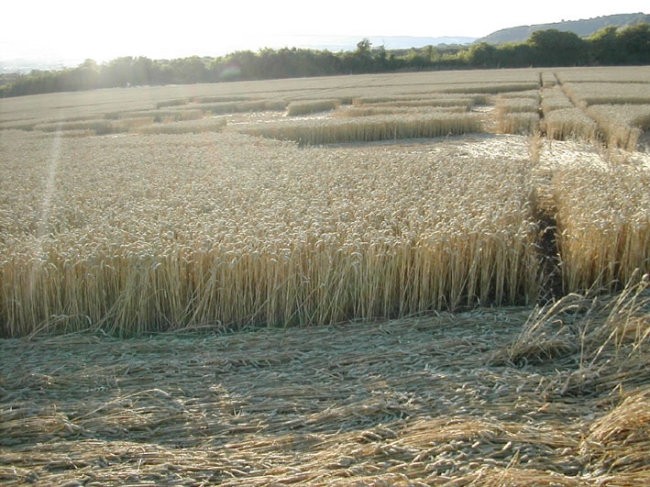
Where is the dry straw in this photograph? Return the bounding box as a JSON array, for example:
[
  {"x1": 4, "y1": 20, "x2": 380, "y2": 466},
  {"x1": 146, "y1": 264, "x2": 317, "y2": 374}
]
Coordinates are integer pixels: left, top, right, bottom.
[
  {"x1": 191, "y1": 95, "x2": 251, "y2": 104},
  {"x1": 334, "y1": 106, "x2": 468, "y2": 119},
  {"x1": 495, "y1": 96, "x2": 539, "y2": 114},
  {"x1": 354, "y1": 96, "x2": 476, "y2": 110},
  {"x1": 494, "y1": 95, "x2": 540, "y2": 135},
  {"x1": 240, "y1": 113, "x2": 483, "y2": 145},
  {"x1": 543, "y1": 108, "x2": 597, "y2": 141},
  {"x1": 32, "y1": 110, "x2": 207, "y2": 136},
  {"x1": 499, "y1": 89, "x2": 541, "y2": 100},
  {"x1": 540, "y1": 86, "x2": 574, "y2": 114},
  {"x1": 137, "y1": 117, "x2": 227, "y2": 134},
  {"x1": 541, "y1": 72, "x2": 557, "y2": 88},
  {"x1": 33, "y1": 119, "x2": 124, "y2": 135},
  {"x1": 1, "y1": 278, "x2": 647, "y2": 485},
  {"x1": 562, "y1": 82, "x2": 650, "y2": 106},
  {"x1": 553, "y1": 166, "x2": 650, "y2": 292},
  {"x1": 287, "y1": 99, "x2": 340, "y2": 116},
  {"x1": 201, "y1": 99, "x2": 285, "y2": 115},
  {"x1": 333, "y1": 106, "x2": 407, "y2": 118},
  {"x1": 441, "y1": 82, "x2": 540, "y2": 95},
  {"x1": 156, "y1": 98, "x2": 189, "y2": 109},
  {"x1": 556, "y1": 66, "x2": 650, "y2": 83},
  {"x1": 105, "y1": 108, "x2": 204, "y2": 122},
  {"x1": 497, "y1": 113, "x2": 540, "y2": 135},
  {"x1": 587, "y1": 104, "x2": 650, "y2": 150}
]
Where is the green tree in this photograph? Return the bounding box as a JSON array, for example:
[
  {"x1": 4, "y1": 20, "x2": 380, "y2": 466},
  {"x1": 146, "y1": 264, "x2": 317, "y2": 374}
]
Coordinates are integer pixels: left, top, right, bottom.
[
  {"x1": 528, "y1": 29, "x2": 587, "y2": 66},
  {"x1": 131, "y1": 57, "x2": 157, "y2": 85},
  {"x1": 617, "y1": 23, "x2": 650, "y2": 64},
  {"x1": 374, "y1": 45, "x2": 387, "y2": 69},
  {"x1": 493, "y1": 43, "x2": 534, "y2": 67},
  {"x1": 589, "y1": 26, "x2": 620, "y2": 65},
  {"x1": 101, "y1": 57, "x2": 136, "y2": 87},
  {"x1": 356, "y1": 38, "x2": 372, "y2": 55},
  {"x1": 466, "y1": 42, "x2": 498, "y2": 67},
  {"x1": 350, "y1": 38, "x2": 374, "y2": 72},
  {"x1": 169, "y1": 56, "x2": 208, "y2": 83},
  {"x1": 221, "y1": 51, "x2": 257, "y2": 80},
  {"x1": 76, "y1": 59, "x2": 100, "y2": 89}
]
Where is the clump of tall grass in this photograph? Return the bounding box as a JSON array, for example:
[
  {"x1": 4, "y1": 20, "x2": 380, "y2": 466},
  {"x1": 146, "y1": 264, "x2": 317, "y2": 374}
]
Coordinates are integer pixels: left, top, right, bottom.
[
  {"x1": 491, "y1": 275, "x2": 650, "y2": 453},
  {"x1": 33, "y1": 112, "x2": 208, "y2": 136},
  {"x1": 201, "y1": 100, "x2": 283, "y2": 115},
  {"x1": 153, "y1": 110, "x2": 205, "y2": 123},
  {"x1": 104, "y1": 111, "x2": 137, "y2": 120},
  {"x1": 492, "y1": 273, "x2": 649, "y2": 370},
  {"x1": 33, "y1": 119, "x2": 126, "y2": 135},
  {"x1": 497, "y1": 113, "x2": 540, "y2": 135},
  {"x1": 367, "y1": 100, "x2": 473, "y2": 111},
  {"x1": 138, "y1": 117, "x2": 227, "y2": 134},
  {"x1": 442, "y1": 82, "x2": 540, "y2": 95},
  {"x1": 562, "y1": 82, "x2": 650, "y2": 107},
  {"x1": 496, "y1": 96, "x2": 539, "y2": 114},
  {"x1": 553, "y1": 165, "x2": 650, "y2": 293},
  {"x1": 334, "y1": 107, "x2": 405, "y2": 118},
  {"x1": 499, "y1": 90, "x2": 541, "y2": 101},
  {"x1": 264, "y1": 99, "x2": 289, "y2": 111},
  {"x1": 192, "y1": 95, "x2": 250, "y2": 104},
  {"x1": 105, "y1": 109, "x2": 203, "y2": 122},
  {"x1": 156, "y1": 98, "x2": 190, "y2": 109},
  {"x1": 541, "y1": 72, "x2": 557, "y2": 88},
  {"x1": 352, "y1": 96, "x2": 409, "y2": 105},
  {"x1": 354, "y1": 94, "x2": 490, "y2": 106},
  {"x1": 334, "y1": 106, "x2": 469, "y2": 119},
  {"x1": 0, "y1": 120, "x2": 38, "y2": 131},
  {"x1": 495, "y1": 96, "x2": 540, "y2": 134},
  {"x1": 540, "y1": 87, "x2": 574, "y2": 114},
  {"x1": 556, "y1": 67, "x2": 650, "y2": 83},
  {"x1": 33, "y1": 119, "x2": 108, "y2": 133},
  {"x1": 543, "y1": 108, "x2": 597, "y2": 141},
  {"x1": 354, "y1": 96, "x2": 476, "y2": 110},
  {"x1": 587, "y1": 104, "x2": 650, "y2": 150},
  {"x1": 240, "y1": 113, "x2": 483, "y2": 145},
  {"x1": 287, "y1": 99, "x2": 340, "y2": 116}
]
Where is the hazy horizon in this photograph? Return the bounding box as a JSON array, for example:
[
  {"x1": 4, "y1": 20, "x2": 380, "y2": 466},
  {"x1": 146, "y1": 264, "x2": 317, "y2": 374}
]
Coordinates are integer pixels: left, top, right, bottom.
[
  {"x1": 2, "y1": 1, "x2": 648, "y2": 65},
  {"x1": 1, "y1": 35, "x2": 478, "y2": 66}
]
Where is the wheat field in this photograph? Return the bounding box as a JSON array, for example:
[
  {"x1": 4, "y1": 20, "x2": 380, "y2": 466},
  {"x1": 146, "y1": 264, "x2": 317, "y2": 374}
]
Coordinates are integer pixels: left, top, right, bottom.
[
  {"x1": 2, "y1": 68, "x2": 649, "y2": 337},
  {"x1": 0, "y1": 131, "x2": 538, "y2": 336},
  {"x1": 1, "y1": 66, "x2": 649, "y2": 485}
]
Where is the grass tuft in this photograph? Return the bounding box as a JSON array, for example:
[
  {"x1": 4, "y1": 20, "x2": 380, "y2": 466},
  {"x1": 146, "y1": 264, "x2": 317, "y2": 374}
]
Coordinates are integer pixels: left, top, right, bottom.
[
  {"x1": 240, "y1": 113, "x2": 483, "y2": 145},
  {"x1": 287, "y1": 99, "x2": 340, "y2": 116}
]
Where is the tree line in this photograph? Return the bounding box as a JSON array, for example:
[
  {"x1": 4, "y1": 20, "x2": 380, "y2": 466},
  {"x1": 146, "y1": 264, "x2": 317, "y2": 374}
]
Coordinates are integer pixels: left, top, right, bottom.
[{"x1": 1, "y1": 24, "x2": 649, "y2": 98}]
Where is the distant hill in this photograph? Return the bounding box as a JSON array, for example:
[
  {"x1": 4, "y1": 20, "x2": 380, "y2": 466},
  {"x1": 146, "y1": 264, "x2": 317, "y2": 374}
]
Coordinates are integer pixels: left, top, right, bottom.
[
  {"x1": 365, "y1": 36, "x2": 477, "y2": 49},
  {"x1": 478, "y1": 12, "x2": 650, "y2": 44},
  {"x1": 256, "y1": 36, "x2": 476, "y2": 53}
]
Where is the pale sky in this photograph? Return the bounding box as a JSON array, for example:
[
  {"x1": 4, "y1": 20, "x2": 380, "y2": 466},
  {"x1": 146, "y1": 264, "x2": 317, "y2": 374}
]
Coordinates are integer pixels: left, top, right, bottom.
[{"x1": 1, "y1": 0, "x2": 648, "y2": 62}]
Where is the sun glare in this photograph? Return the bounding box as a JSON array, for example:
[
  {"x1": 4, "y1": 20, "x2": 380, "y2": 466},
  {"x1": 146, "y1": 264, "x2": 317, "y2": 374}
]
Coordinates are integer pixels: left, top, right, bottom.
[{"x1": 1, "y1": 1, "x2": 649, "y2": 62}]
